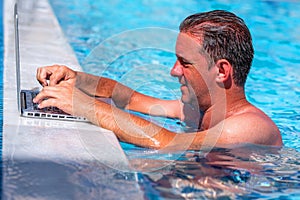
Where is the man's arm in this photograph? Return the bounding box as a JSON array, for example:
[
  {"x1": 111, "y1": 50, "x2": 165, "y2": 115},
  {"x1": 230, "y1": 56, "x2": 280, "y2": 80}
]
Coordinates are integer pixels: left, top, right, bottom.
[
  {"x1": 72, "y1": 95, "x2": 196, "y2": 149},
  {"x1": 36, "y1": 65, "x2": 184, "y2": 119},
  {"x1": 33, "y1": 81, "x2": 200, "y2": 149},
  {"x1": 70, "y1": 89, "x2": 282, "y2": 149},
  {"x1": 34, "y1": 83, "x2": 282, "y2": 149},
  {"x1": 79, "y1": 98, "x2": 282, "y2": 149}
]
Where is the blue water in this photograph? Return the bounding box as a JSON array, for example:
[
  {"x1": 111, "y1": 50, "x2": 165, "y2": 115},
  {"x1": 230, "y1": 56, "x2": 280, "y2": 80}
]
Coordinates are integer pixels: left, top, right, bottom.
[
  {"x1": 50, "y1": 0, "x2": 300, "y2": 151},
  {"x1": 47, "y1": 0, "x2": 300, "y2": 199},
  {"x1": 1, "y1": 0, "x2": 300, "y2": 199}
]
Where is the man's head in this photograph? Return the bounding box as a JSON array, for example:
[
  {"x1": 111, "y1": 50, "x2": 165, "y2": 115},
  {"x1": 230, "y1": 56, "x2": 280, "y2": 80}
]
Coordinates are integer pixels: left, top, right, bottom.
[{"x1": 179, "y1": 10, "x2": 254, "y2": 87}]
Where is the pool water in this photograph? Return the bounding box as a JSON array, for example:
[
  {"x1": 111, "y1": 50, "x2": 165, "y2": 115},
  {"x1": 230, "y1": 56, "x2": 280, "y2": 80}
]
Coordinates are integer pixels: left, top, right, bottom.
[
  {"x1": 50, "y1": 0, "x2": 300, "y2": 150},
  {"x1": 48, "y1": 0, "x2": 300, "y2": 198},
  {"x1": 1, "y1": 0, "x2": 299, "y2": 199}
]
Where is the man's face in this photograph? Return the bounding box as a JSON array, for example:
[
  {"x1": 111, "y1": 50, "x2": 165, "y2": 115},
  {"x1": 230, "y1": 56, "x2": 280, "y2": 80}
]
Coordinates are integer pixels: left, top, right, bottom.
[{"x1": 171, "y1": 33, "x2": 214, "y2": 109}]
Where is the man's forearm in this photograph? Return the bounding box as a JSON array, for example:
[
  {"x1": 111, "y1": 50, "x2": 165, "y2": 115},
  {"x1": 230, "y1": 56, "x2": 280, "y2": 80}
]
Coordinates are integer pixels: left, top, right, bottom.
[
  {"x1": 75, "y1": 72, "x2": 115, "y2": 97},
  {"x1": 72, "y1": 90, "x2": 200, "y2": 150},
  {"x1": 75, "y1": 72, "x2": 134, "y2": 108},
  {"x1": 75, "y1": 72, "x2": 183, "y2": 118},
  {"x1": 92, "y1": 100, "x2": 176, "y2": 149}
]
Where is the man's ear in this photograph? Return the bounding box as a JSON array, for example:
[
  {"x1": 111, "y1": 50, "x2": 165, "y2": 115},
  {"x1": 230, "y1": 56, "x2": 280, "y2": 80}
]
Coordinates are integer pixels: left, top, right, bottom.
[{"x1": 215, "y1": 59, "x2": 232, "y2": 83}]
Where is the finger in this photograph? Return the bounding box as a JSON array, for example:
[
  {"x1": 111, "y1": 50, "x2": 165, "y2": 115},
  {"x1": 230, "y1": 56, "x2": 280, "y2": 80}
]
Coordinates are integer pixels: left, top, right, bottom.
[
  {"x1": 49, "y1": 68, "x2": 67, "y2": 86},
  {"x1": 48, "y1": 65, "x2": 75, "y2": 86},
  {"x1": 37, "y1": 98, "x2": 58, "y2": 109},
  {"x1": 32, "y1": 88, "x2": 45, "y2": 103},
  {"x1": 36, "y1": 67, "x2": 50, "y2": 87},
  {"x1": 36, "y1": 65, "x2": 61, "y2": 87},
  {"x1": 32, "y1": 86, "x2": 59, "y2": 103},
  {"x1": 36, "y1": 90, "x2": 72, "y2": 114}
]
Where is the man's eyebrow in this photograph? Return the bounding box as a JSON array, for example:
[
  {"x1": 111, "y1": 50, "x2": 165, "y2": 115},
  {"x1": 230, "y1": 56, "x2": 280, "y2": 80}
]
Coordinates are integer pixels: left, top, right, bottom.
[
  {"x1": 176, "y1": 54, "x2": 185, "y2": 61},
  {"x1": 176, "y1": 54, "x2": 191, "y2": 63}
]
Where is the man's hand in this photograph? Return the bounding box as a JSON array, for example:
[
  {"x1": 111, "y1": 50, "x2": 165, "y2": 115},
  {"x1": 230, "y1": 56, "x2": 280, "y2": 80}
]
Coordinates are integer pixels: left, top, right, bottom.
[
  {"x1": 32, "y1": 82, "x2": 93, "y2": 116},
  {"x1": 36, "y1": 65, "x2": 77, "y2": 87}
]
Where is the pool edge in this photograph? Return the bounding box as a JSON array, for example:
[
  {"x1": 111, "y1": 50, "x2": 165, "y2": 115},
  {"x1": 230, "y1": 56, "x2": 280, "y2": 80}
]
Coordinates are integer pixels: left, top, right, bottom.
[{"x1": 2, "y1": 0, "x2": 143, "y2": 198}]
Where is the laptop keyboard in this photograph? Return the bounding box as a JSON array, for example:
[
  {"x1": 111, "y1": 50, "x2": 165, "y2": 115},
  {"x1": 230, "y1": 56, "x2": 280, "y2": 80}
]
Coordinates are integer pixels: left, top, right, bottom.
[
  {"x1": 20, "y1": 90, "x2": 87, "y2": 121},
  {"x1": 31, "y1": 92, "x2": 39, "y2": 109},
  {"x1": 31, "y1": 92, "x2": 40, "y2": 110},
  {"x1": 31, "y1": 92, "x2": 65, "y2": 114}
]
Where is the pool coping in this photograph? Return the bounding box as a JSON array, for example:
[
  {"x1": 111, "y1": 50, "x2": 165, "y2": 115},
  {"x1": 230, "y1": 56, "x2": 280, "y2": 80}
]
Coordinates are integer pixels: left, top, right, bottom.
[{"x1": 2, "y1": 0, "x2": 143, "y2": 198}]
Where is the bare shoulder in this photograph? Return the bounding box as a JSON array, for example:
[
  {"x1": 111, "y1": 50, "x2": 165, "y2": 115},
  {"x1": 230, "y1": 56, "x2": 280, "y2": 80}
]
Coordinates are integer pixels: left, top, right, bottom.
[{"x1": 220, "y1": 107, "x2": 282, "y2": 146}]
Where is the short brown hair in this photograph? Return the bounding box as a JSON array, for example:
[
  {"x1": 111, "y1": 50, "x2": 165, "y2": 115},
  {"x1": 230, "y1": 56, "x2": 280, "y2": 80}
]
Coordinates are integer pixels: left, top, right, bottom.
[{"x1": 180, "y1": 10, "x2": 254, "y2": 87}]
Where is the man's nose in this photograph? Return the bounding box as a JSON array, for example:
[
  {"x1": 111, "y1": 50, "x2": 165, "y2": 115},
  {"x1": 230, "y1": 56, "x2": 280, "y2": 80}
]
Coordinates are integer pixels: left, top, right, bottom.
[{"x1": 170, "y1": 60, "x2": 183, "y2": 77}]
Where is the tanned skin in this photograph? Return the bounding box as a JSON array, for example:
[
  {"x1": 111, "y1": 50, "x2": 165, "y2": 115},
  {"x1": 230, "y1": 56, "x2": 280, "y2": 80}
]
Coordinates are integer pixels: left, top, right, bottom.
[{"x1": 33, "y1": 32, "x2": 282, "y2": 150}]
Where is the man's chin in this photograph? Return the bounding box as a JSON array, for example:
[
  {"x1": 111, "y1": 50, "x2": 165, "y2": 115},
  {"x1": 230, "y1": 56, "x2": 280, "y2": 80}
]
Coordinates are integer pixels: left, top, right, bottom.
[
  {"x1": 181, "y1": 96, "x2": 191, "y2": 104},
  {"x1": 181, "y1": 96, "x2": 198, "y2": 108}
]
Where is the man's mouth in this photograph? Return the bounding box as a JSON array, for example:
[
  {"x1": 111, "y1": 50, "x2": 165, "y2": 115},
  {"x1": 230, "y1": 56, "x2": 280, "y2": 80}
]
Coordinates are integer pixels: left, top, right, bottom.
[{"x1": 180, "y1": 84, "x2": 187, "y2": 90}]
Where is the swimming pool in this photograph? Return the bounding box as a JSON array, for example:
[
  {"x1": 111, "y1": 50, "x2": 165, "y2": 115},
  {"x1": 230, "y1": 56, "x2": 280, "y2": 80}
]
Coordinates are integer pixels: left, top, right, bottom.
[
  {"x1": 48, "y1": 0, "x2": 300, "y2": 199},
  {"x1": 1, "y1": 0, "x2": 300, "y2": 199},
  {"x1": 50, "y1": 0, "x2": 300, "y2": 149}
]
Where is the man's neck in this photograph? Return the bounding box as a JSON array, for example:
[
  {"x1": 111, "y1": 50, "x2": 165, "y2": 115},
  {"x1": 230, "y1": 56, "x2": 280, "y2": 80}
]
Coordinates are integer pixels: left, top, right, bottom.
[{"x1": 200, "y1": 90, "x2": 249, "y2": 130}]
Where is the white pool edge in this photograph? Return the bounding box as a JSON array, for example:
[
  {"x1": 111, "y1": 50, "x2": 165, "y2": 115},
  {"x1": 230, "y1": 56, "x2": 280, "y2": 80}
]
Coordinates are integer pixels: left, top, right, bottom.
[{"x1": 2, "y1": 0, "x2": 141, "y2": 197}]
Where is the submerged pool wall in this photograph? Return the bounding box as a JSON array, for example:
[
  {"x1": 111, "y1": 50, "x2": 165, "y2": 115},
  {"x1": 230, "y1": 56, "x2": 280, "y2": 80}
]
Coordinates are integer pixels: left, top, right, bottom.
[{"x1": 2, "y1": 0, "x2": 142, "y2": 198}]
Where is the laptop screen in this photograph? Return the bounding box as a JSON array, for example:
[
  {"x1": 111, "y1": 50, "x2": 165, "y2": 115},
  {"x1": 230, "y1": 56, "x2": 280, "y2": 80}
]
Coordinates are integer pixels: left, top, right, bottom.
[{"x1": 14, "y1": 3, "x2": 21, "y2": 113}]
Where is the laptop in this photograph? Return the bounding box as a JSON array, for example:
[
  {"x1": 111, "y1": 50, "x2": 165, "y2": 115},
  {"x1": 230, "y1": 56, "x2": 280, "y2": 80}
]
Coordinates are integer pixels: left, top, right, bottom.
[{"x1": 14, "y1": 3, "x2": 88, "y2": 122}]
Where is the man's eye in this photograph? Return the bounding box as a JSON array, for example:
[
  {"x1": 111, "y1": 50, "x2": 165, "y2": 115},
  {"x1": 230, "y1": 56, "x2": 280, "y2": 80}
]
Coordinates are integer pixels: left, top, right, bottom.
[
  {"x1": 181, "y1": 61, "x2": 192, "y2": 67},
  {"x1": 177, "y1": 58, "x2": 192, "y2": 67}
]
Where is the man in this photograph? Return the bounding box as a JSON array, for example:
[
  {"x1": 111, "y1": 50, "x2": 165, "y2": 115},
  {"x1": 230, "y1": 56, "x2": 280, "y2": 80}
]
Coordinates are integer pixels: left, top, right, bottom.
[{"x1": 33, "y1": 10, "x2": 282, "y2": 150}]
